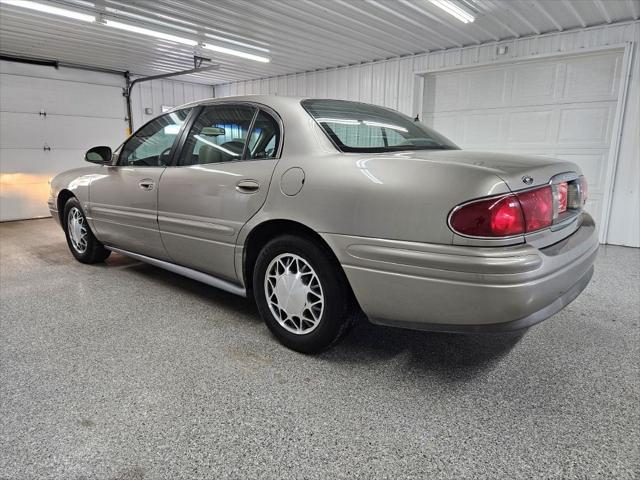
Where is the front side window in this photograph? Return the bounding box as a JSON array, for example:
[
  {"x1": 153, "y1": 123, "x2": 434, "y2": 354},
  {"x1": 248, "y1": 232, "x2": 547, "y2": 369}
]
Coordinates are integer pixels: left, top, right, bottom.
[
  {"x1": 302, "y1": 99, "x2": 458, "y2": 153},
  {"x1": 179, "y1": 105, "x2": 257, "y2": 165},
  {"x1": 119, "y1": 109, "x2": 190, "y2": 166}
]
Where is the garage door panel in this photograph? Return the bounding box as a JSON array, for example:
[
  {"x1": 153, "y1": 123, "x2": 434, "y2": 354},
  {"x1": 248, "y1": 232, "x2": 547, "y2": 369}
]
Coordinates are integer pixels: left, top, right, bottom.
[
  {"x1": 551, "y1": 151, "x2": 608, "y2": 193},
  {"x1": 1, "y1": 148, "x2": 89, "y2": 176},
  {"x1": 506, "y1": 109, "x2": 553, "y2": 144},
  {"x1": 0, "y1": 150, "x2": 51, "y2": 221},
  {"x1": 557, "y1": 105, "x2": 612, "y2": 145},
  {"x1": 461, "y1": 113, "x2": 501, "y2": 145},
  {"x1": 584, "y1": 197, "x2": 602, "y2": 227},
  {"x1": 465, "y1": 69, "x2": 506, "y2": 108},
  {"x1": 426, "y1": 113, "x2": 457, "y2": 142},
  {"x1": 0, "y1": 74, "x2": 124, "y2": 118},
  {"x1": 563, "y1": 54, "x2": 621, "y2": 101},
  {"x1": 511, "y1": 63, "x2": 557, "y2": 104},
  {"x1": 44, "y1": 115, "x2": 125, "y2": 150},
  {"x1": 428, "y1": 73, "x2": 461, "y2": 112},
  {"x1": 0, "y1": 112, "x2": 45, "y2": 148},
  {"x1": 0, "y1": 186, "x2": 51, "y2": 221}
]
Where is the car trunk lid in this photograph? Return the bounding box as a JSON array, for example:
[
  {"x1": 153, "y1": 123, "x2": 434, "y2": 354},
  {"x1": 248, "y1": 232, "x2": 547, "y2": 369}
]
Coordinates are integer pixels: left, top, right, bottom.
[{"x1": 381, "y1": 150, "x2": 587, "y2": 247}]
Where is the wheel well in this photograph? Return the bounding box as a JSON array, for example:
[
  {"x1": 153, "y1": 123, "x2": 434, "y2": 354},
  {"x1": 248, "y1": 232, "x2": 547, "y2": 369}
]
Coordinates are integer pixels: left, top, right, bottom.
[
  {"x1": 57, "y1": 189, "x2": 75, "y2": 226},
  {"x1": 243, "y1": 219, "x2": 345, "y2": 295}
]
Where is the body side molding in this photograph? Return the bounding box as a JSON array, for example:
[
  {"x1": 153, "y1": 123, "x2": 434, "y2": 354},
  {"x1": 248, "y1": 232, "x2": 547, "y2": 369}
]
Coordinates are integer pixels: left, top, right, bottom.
[{"x1": 105, "y1": 246, "x2": 247, "y2": 297}]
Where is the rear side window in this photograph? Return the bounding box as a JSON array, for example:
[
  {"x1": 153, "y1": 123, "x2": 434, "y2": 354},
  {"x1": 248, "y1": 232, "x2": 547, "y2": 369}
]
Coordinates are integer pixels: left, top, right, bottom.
[
  {"x1": 246, "y1": 110, "x2": 280, "y2": 159},
  {"x1": 302, "y1": 99, "x2": 458, "y2": 153},
  {"x1": 179, "y1": 105, "x2": 257, "y2": 165}
]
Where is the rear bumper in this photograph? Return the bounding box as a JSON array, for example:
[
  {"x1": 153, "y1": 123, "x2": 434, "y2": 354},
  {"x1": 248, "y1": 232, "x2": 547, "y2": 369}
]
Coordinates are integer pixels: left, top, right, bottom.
[{"x1": 321, "y1": 213, "x2": 598, "y2": 332}]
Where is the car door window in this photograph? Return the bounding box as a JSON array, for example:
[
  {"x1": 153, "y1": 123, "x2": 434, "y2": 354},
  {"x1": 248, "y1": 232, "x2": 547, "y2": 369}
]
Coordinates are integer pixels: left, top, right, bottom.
[
  {"x1": 119, "y1": 109, "x2": 190, "y2": 166},
  {"x1": 246, "y1": 110, "x2": 280, "y2": 159},
  {"x1": 178, "y1": 105, "x2": 257, "y2": 166}
]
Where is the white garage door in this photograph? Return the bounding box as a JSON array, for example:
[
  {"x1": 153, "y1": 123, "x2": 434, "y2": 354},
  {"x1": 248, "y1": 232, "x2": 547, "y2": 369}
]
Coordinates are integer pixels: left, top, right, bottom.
[
  {"x1": 0, "y1": 63, "x2": 126, "y2": 221},
  {"x1": 422, "y1": 49, "x2": 624, "y2": 234}
]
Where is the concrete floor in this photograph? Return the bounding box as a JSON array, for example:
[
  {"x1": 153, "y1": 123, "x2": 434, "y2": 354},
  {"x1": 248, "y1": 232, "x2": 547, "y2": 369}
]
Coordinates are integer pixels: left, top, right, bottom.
[{"x1": 0, "y1": 218, "x2": 638, "y2": 480}]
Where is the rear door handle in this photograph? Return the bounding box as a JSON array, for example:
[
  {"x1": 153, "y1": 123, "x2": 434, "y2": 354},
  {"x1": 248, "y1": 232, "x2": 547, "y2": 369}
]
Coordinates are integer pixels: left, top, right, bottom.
[
  {"x1": 236, "y1": 179, "x2": 260, "y2": 193},
  {"x1": 138, "y1": 179, "x2": 155, "y2": 191}
]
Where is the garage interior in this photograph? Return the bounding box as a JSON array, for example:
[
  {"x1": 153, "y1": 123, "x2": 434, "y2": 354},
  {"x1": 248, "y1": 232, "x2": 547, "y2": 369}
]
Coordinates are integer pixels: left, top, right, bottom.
[{"x1": 1, "y1": 1, "x2": 639, "y2": 478}]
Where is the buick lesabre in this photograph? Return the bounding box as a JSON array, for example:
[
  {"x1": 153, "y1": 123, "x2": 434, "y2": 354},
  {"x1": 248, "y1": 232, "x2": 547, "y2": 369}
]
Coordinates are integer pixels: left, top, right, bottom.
[{"x1": 48, "y1": 96, "x2": 598, "y2": 352}]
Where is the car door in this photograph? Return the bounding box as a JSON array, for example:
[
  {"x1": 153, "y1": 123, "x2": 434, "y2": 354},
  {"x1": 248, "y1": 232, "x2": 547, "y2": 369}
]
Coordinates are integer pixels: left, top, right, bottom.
[
  {"x1": 157, "y1": 103, "x2": 282, "y2": 281},
  {"x1": 89, "y1": 109, "x2": 191, "y2": 259}
]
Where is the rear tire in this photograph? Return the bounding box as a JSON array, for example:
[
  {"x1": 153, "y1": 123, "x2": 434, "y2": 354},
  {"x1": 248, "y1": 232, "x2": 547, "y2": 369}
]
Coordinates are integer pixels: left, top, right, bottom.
[
  {"x1": 63, "y1": 197, "x2": 111, "y2": 264},
  {"x1": 253, "y1": 234, "x2": 354, "y2": 353}
]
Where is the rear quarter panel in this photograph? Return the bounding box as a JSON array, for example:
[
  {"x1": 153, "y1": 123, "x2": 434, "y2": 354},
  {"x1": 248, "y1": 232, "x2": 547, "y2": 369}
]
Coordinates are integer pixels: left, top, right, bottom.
[{"x1": 244, "y1": 152, "x2": 511, "y2": 246}]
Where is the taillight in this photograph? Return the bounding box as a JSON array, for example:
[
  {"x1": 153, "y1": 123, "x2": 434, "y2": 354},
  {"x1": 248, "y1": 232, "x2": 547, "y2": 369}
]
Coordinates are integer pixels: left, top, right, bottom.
[
  {"x1": 579, "y1": 175, "x2": 588, "y2": 205},
  {"x1": 450, "y1": 185, "x2": 553, "y2": 238},
  {"x1": 518, "y1": 185, "x2": 553, "y2": 231},
  {"x1": 556, "y1": 181, "x2": 568, "y2": 214},
  {"x1": 450, "y1": 195, "x2": 524, "y2": 237}
]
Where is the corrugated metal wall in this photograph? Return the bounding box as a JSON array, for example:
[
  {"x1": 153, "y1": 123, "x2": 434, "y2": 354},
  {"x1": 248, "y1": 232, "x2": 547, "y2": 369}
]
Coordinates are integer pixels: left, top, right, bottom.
[
  {"x1": 215, "y1": 22, "x2": 637, "y2": 115},
  {"x1": 215, "y1": 21, "x2": 640, "y2": 247},
  {"x1": 130, "y1": 79, "x2": 213, "y2": 130}
]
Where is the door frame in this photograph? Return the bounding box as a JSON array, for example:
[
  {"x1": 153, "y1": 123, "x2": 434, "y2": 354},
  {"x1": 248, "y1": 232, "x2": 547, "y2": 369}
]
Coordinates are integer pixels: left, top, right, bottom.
[{"x1": 411, "y1": 42, "x2": 635, "y2": 244}]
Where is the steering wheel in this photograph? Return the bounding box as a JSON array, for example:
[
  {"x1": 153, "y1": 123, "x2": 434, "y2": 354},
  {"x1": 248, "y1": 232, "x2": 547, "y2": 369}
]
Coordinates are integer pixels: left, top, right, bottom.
[{"x1": 158, "y1": 146, "x2": 173, "y2": 166}]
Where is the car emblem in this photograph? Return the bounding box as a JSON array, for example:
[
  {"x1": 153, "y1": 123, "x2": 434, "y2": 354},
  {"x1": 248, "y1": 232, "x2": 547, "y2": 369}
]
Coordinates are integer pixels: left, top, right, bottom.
[{"x1": 522, "y1": 175, "x2": 534, "y2": 185}]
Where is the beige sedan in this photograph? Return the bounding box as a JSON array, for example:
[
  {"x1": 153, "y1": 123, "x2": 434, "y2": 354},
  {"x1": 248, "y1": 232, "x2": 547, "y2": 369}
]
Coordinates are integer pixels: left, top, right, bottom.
[{"x1": 49, "y1": 96, "x2": 598, "y2": 352}]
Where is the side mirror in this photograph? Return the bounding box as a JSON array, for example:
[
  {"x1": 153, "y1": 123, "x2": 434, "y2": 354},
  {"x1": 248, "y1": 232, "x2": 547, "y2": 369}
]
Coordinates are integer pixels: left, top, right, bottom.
[{"x1": 85, "y1": 146, "x2": 112, "y2": 165}]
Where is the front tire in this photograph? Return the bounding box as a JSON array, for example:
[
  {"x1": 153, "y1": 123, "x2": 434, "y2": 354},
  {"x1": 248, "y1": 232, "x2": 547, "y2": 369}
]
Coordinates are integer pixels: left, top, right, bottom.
[
  {"x1": 63, "y1": 197, "x2": 110, "y2": 264},
  {"x1": 253, "y1": 234, "x2": 354, "y2": 353}
]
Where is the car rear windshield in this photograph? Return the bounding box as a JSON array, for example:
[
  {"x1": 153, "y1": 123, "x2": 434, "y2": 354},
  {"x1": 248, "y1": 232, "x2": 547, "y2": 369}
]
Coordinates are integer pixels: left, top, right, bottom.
[{"x1": 302, "y1": 99, "x2": 459, "y2": 153}]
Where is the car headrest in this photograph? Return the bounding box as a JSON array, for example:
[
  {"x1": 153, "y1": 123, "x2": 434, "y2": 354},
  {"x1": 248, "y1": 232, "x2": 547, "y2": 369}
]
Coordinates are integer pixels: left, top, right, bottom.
[{"x1": 198, "y1": 144, "x2": 223, "y2": 164}]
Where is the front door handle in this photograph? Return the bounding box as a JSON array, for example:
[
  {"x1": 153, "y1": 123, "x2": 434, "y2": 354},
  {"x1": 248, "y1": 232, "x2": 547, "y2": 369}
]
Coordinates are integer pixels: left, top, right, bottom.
[
  {"x1": 236, "y1": 179, "x2": 260, "y2": 193},
  {"x1": 138, "y1": 179, "x2": 155, "y2": 191}
]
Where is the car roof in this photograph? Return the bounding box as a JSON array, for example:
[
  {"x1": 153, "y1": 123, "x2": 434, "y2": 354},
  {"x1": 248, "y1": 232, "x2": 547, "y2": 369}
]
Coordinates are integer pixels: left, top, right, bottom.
[{"x1": 174, "y1": 94, "x2": 309, "y2": 111}]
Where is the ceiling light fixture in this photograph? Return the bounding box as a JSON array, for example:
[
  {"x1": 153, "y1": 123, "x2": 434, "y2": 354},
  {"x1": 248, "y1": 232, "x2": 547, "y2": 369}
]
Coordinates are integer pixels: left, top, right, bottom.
[
  {"x1": 429, "y1": 0, "x2": 475, "y2": 23},
  {"x1": 205, "y1": 33, "x2": 270, "y2": 53},
  {"x1": 1, "y1": 1, "x2": 270, "y2": 62},
  {"x1": 202, "y1": 43, "x2": 270, "y2": 63},
  {"x1": 104, "y1": 19, "x2": 198, "y2": 46},
  {"x1": 0, "y1": 0, "x2": 95, "y2": 22}
]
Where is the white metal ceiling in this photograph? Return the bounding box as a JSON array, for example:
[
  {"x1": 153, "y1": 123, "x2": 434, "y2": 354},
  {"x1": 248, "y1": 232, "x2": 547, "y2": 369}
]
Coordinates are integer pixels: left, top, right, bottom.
[{"x1": 1, "y1": 0, "x2": 638, "y2": 85}]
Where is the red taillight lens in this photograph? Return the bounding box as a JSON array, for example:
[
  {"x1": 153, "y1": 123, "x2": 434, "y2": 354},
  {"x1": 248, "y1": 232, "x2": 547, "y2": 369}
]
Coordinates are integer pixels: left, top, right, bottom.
[
  {"x1": 557, "y1": 181, "x2": 568, "y2": 214},
  {"x1": 450, "y1": 194, "x2": 524, "y2": 237},
  {"x1": 518, "y1": 185, "x2": 553, "y2": 231},
  {"x1": 450, "y1": 185, "x2": 554, "y2": 238}
]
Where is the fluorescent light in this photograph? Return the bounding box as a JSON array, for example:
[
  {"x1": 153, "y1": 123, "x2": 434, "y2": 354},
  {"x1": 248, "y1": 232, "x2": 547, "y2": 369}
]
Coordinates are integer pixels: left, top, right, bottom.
[
  {"x1": 168, "y1": 113, "x2": 184, "y2": 124},
  {"x1": 429, "y1": 0, "x2": 475, "y2": 23},
  {"x1": 163, "y1": 124, "x2": 181, "y2": 135},
  {"x1": 205, "y1": 33, "x2": 270, "y2": 53},
  {"x1": 316, "y1": 118, "x2": 361, "y2": 125},
  {"x1": 202, "y1": 43, "x2": 270, "y2": 63},
  {"x1": 104, "y1": 19, "x2": 198, "y2": 46},
  {"x1": 0, "y1": 0, "x2": 95, "y2": 22}
]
